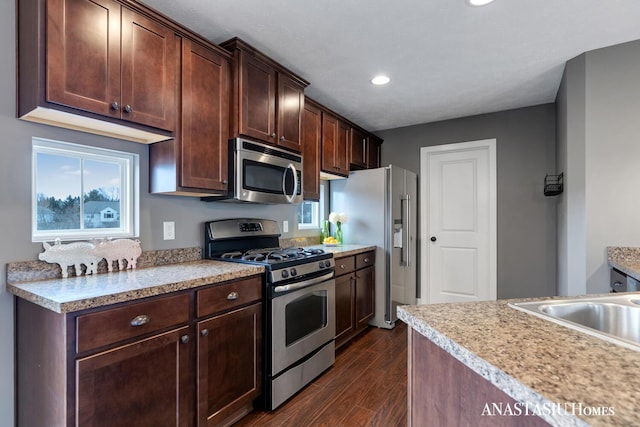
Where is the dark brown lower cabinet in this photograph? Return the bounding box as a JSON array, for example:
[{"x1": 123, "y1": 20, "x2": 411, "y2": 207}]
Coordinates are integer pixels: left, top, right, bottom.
[
  {"x1": 76, "y1": 327, "x2": 191, "y2": 427},
  {"x1": 197, "y1": 303, "x2": 262, "y2": 426},
  {"x1": 335, "y1": 272, "x2": 355, "y2": 346},
  {"x1": 355, "y1": 264, "x2": 375, "y2": 329},
  {"x1": 334, "y1": 251, "x2": 375, "y2": 349},
  {"x1": 15, "y1": 274, "x2": 263, "y2": 427},
  {"x1": 408, "y1": 328, "x2": 548, "y2": 427}
]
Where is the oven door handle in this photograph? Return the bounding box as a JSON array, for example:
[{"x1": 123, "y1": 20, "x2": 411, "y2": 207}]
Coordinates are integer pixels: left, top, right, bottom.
[
  {"x1": 282, "y1": 163, "x2": 298, "y2": 203},
  {"x1": 273, "y1": 271, "x2": 334, "y2": 293}
]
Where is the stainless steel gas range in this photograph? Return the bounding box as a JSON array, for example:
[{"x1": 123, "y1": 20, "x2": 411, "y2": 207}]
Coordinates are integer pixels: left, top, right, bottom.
[{"x1": 204, "y1": 218, "x2": 336, "y2": 410}]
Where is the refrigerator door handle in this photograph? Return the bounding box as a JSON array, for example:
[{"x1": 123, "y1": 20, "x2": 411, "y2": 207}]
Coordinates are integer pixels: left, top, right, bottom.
[
  {"x1": 405, "y1": 194, "x2": 411, "y2": 267},
  {"x1": 399, "y1": 195, "x2": 409, "y2": 267}
]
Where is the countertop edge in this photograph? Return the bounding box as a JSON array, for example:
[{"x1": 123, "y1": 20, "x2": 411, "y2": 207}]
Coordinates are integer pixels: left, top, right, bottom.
[
  {"x1": 7, "y1": 262, "x2": 265, "y2": 314},
  {"x1": 306, "y1": 244, "x2": 377, "y2": 258},
  {"x1": 397, "y1": 307, "x2": 589, "y2": 427}
]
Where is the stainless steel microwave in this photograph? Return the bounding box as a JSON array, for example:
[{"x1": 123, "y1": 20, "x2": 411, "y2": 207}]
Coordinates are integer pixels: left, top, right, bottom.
[{"x1": 203, "y1": 138, "x2": 303, "y2": 204}]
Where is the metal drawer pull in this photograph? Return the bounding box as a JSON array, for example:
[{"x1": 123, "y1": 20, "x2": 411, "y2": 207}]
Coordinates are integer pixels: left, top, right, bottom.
[
  {"x1": 227, "y1": 292, "x2": 239, "y2": 300},
  {"x1": 340, "y1": 264, "x2": 346, "y2": 269},
  {"x1": 201, "y1": 329, "x2": 209, "y2": 337},
  {"x1": 181, "y1": 335, "x2": 189, "y2": 344},
  {"x1": 364, "y1": 258, "x2": 369, "y2": 263},
  {"x1": 130, "y1": 315, "x2": 150, "y2": 327}
]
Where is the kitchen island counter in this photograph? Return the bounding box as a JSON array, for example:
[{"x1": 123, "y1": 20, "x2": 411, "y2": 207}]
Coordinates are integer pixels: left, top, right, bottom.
[
  {"x1": 398, "y1": 296, "x2": 640, "y2": 426},
  {"x1": 7, "y1": 260, "x2": 264, "y2": 313}
]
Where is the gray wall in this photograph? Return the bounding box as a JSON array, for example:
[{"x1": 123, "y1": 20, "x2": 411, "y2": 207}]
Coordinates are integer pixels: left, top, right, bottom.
[
  {"x1": 0, "y1": 1, "x2": 307, "y2": 422},
  {"x1": 558, "y1": 39, "x2": 640, "y2": 295},
  {"x1": 556, "y1": 54, "x2": 587, "y2": 296},
  {"x1": 376, "y1": 104, "x2": 557, "y2": 300}
]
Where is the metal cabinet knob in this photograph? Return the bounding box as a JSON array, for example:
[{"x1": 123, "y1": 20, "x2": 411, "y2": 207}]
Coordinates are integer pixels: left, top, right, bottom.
[
  {"x1": 201, "y1": 329, "x2": 209, "y2": 337},
  {"x1": 340, "y1": 264, "x2": 345, "y2": 269},
  {"x1": 280, "y1": 135, "x2": 285, "y2": 141},
  {"x1": 364, "y1": 258, "x2": 369, "y2": 263},
  {"x1": 124, "y1": 104, "x2": 132, "y2": 114},
  {"x1": 180, "y1": 335, "x2": 189, "y2": 344},
  {"x1": 111, "y1": 101, "x2": 120, "y2": 111},
  {"x1": 430, "y1": 236, "x2": 437, "y2": 242},
  {"x1": 227, "y1": 291, "x2": 238, "y2": 300},
  {"x1": 271, "y1": 132, "x2": 276, "y2": 138},
  {"x1": 130, "y1": 314, "x2": 149, "y2": 327}
]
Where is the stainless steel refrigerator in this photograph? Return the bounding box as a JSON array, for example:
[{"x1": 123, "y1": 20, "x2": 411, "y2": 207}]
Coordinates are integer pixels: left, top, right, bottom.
[{"x1": 331, "y1": 165, "x2": 417, "y2": 329}]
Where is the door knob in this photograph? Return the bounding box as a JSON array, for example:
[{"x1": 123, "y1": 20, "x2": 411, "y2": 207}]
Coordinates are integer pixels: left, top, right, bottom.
[{"x1": 430, "y1": 236, "x2": 437, "y2": 242}]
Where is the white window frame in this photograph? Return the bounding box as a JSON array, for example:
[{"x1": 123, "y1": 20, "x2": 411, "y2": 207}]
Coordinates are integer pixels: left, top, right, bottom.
[
  {"x1": 32, "y1": 138, "x2": 139, "y2": 242},
  {"x1": 298, "y1": 183, "x2": 325, "y2": 230}
]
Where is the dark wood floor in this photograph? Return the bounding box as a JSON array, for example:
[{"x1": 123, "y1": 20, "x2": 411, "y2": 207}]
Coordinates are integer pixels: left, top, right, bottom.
[{"x1": 235, "y1": 321, "x2": 408, "y2": 427}]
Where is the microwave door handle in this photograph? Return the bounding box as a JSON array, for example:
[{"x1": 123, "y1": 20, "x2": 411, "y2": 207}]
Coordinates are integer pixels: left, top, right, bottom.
[{"x1": 282, "y1": 163, "x2": 298, "y2": 203}]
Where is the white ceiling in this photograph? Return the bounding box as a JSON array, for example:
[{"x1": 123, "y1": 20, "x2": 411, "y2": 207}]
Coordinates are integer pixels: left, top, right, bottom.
[{"x1": 141, "y1": 0, "x2": 640, "y2": 131}]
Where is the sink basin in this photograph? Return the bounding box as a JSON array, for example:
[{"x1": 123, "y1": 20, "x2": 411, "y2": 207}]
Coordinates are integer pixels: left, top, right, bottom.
[{"x1": 509, "y1": 294, "x2": 640, "y2": 351}]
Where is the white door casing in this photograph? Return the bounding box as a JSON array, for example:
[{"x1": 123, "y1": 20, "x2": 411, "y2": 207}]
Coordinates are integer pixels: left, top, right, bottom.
[{"x1": 420, "y1": 139, "x2": 497, "y2": 304}]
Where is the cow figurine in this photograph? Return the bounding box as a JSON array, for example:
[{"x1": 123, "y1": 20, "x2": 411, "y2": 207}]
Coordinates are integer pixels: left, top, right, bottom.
[
  {"x1": 39, "y1": 239, "x2": 102, "y2": 278},
  {"x1": 93, "y1": 238, "x2": 142, "y2": 271}
]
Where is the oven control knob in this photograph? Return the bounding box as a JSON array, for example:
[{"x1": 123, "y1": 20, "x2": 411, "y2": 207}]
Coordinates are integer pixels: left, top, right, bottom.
[
  {"x1": 281, "y1": 270, "x2": 289, "y2": 278},
  {"x1": 324, "y1": 260, "x2": 331, "y2": 268},
  {"x1": 290, "y1": 268, "x2": 297, "y2": 277},
  {"x1": 319, "y1": 261, "x2": 325, "y2": 269}
]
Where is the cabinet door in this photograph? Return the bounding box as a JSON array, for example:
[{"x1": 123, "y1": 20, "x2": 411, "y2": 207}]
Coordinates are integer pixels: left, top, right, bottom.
[
  {"x1": 335, "y1": 273, "x2": 355, "y2": 348},
  {"x1": 239, "y1": 53, "x2": 277, "y2": 143},
  {"x1": 337, "y1": 120, "x2": 350, "y2": 173},
  {"x1": 180, "y1": 39, "x2": 230, "y2": 191},
  {"x1": 197, "y1": 303, "x2": 262, "y2": 427},
  {"x1": 321, "y1": 112, "x2": 338, "y2": 173},
  {"x1": 321, "y1": 112, "x2": 348, "y2": 176},
  {"x1": 301, "y1": 100, "x2": 321, "y2": 200},
  {"x1": 356, "y1": 265, "x2": 375, "y2": 330},
  {"x1": 47, "y1": 0, "x2": 121, "y2": 117},
  {"x1": 276, "y1": 74, "x2": 304, "y2": 152},
  {"x1": 120, "y1": 7, "x2": 176, "y2": 131},
  {"x1": 367, "y1": 137, "x2": 382, "y2": 169},
  {"x1": 76, "y1": 327, "x2": 191, "y2": 427},
  {"x1": 349, "y1": 127, "x2": 367, "y2": 168}
]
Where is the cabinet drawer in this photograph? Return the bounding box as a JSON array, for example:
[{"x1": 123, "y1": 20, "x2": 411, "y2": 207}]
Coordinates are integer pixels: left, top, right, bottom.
[
  {"x1": 356, "y1": 251, "x2": 375, "y2": 270},
  {"x1": 335, "y1": 256, "x2": 355, "y2": 276},
  {"x1": 76, "y1": 293, "x2": 190, "y2": 353},
  {"x1": 197, "y1": 276, "x2": 262, "y2": 318}
]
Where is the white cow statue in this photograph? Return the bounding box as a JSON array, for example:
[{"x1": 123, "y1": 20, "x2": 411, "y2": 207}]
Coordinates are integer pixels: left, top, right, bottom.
[
  {"x1": 93, "y1": 238, "x2": 142, "y2": 271},
  {"x1": 39, "y1": 240, "x2": 102, "y2": 278}
]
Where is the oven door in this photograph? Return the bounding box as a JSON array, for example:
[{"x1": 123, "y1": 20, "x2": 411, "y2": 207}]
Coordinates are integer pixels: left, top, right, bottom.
[
  {"x1": 271, "y1": 273, "x2": 335, "y2": 376},
  {"x1": 235, "y1": 139, "x2": 303, "y2": 204}
]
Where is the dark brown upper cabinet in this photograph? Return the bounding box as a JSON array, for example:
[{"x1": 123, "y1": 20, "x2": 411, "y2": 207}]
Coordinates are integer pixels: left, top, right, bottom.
[
  {"x1": 321, "y1": 112, "x2": 350, "y2": 177},
  {"x1": 367, "y1": 135, "x2": 383, "y2": 169},
  {"x1": 221, "y1": 38, "x2": 309, "y2": 153},
  {"x1": 149, "y1": 38, "x2": 232, "y2": 196},
  {"x1": 301, "y1": 98, "x2": 322, "y2": 200},
  {"x1": 18, "y1": 0, "x2": 177, "y2": 143},
  {"x1": 349, "y1": 127, "x2": 368, "y2": 169}
]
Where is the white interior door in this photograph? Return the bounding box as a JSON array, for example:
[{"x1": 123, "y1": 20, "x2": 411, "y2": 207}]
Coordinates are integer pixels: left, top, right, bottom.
[{"x1": 420, "y1": 139, "x2": 497, "y2": 303}]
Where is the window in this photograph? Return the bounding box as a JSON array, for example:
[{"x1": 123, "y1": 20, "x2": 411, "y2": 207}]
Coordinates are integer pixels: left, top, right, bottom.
[
  {"x1": 32, "y1": 138, "x2": 139, "y2": 242},
  {"x1": 298, "y1": 183, "x2": 325, "y2": 229}
]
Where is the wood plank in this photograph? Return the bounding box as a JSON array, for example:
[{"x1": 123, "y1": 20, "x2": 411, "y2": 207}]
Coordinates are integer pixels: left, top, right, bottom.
[{"x1": 236, "y1": 322, "x2": 408, "y2": 426}]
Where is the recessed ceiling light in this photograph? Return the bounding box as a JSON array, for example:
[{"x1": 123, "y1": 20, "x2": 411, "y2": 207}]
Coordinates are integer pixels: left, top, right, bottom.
[
  {"x1": 371, "y1": 75, "x2": 390, "y2": 85},
  {"x1": 467, "y1": 0, "x2": 495, "y2": 5}
]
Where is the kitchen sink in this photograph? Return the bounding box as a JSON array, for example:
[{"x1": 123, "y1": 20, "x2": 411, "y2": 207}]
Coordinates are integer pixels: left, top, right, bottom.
[{"x1": 509, "y1": 294, "x2": 640, "y2": 351}]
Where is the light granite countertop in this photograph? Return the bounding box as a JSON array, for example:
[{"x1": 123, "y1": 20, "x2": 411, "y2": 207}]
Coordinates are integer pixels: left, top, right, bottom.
[
  {"x1": 306, "y1": 244, "x2": 376, "y2": 258},
  {"x1": 608, "y1": 246, "x2": 640, "y2": 282},
  {"x1": 7, "y1": 260, "x2": 264, "y2": 314},
  {"x1": 398, "y1": 296, "x2": 640, "y2": 427}
]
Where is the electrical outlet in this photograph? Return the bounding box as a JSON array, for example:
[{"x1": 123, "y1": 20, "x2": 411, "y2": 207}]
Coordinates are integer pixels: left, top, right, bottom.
[
  {"x1": 282, "y1": 220, "x2": 289, "y2": 233},
  {"x1": 163, "y1": 221, "x2": 175, "y2": 240}
]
